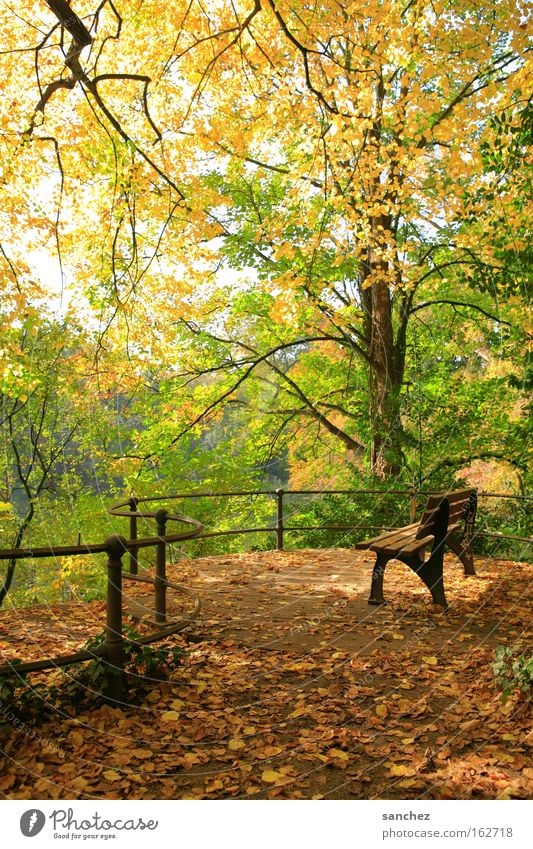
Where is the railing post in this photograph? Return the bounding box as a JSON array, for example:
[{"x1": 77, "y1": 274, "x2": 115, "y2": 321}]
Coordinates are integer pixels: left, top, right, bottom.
[
  {"x1": 104, "y1": 534, "x2": 127, "y2": 702},
  {"x1": 154, "y1": 508, "x2": 168, "y2": 624},
  {"x1": 409, "y1": 487, "x2": 418, "y2": 524},
  {"x1": 129, "y1": 495, "x2": 139, "y2": 575},
  {"x1": 276, "y1": 489, "x2": 284, "y2": 551}
]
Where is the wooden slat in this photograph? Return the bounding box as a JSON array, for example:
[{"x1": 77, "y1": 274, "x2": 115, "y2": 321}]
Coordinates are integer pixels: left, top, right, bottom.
[
  {"x1": 355, "y1": 522, "x2": 419, "y2": 550},
  {"x1": 372, "y1": 536, "x2": 416, "y2": 553},
  {"x1": 395, "y1": 534, "x2": 435, "y2": 556},
  {"x1": 369, "y1": 526, "x2": 420, "y2": 551},
  {"x1": 448, "y1": 503, "x2": 468, "y2": 520},
  {"x1": 420, "y1": 501, "x2": 442, "y2": 527},
  {"x1": 418, "y1": 491, "x2": 472, "y2": 531},
  {"x1": 445, "y1": 489, "x2": 475, "y2": 504},
  {"x1": 417, "y1": 506, "x2": 440, "y2": 528}
]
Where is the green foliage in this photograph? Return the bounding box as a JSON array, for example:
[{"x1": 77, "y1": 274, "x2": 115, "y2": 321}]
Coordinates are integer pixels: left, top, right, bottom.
[
  {"x1": 75, "y1": 627, "x2": 186, "y2": 701},
  {"x1": 493, "y1": 646, "x2": 533, "y2": 703},
  {"x1": 283, "y1": 483, "x2": 413, "y2": 550},
  {"x1": 0, "y1": 629, "x2": 186, "y2": 723}
]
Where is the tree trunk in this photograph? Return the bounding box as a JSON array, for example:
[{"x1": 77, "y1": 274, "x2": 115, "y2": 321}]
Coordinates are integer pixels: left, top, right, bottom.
[
  {"x1": 0, "y1": 510, "x2": 33, "y2": 608},
  {"x1": 368, "y1": 277, "x2": 403, "y2": 478}
]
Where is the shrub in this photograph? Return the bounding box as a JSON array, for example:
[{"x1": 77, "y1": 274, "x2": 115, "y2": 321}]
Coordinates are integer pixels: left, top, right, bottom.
[{"x1": 493, "y1": 646, "x2": 532, "y2": 702}]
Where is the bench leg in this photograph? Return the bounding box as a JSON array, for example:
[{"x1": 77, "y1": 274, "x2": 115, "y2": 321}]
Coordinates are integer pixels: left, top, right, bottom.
[
  {"x1": 446, "y1": 533, "x2": 476, "y2": 576},
  {"x1": 413, "y1": 553, "x2": 448, "y2": 609},
  {"x1": 368, "y1": 553, "x2": 388, "y2": 605}
]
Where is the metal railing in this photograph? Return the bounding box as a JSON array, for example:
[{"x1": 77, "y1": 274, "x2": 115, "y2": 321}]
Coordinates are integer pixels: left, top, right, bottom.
[{"x1": 120, "y1": 488, "x2": 532, "y2": 555}]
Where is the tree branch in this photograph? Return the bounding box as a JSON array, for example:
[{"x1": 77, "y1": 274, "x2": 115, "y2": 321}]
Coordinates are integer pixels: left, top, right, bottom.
[{"x1": 409, "y1": 299, "x2": 513, "y2": 328}]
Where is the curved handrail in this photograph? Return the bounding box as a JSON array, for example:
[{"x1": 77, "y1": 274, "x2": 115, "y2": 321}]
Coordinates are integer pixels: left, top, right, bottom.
[
  {"x1": 0, "y1": 574, "x2": 201, "y2": 676},
  {"x1": 0, "y1": 511, "x2": 204, "y2": 695},
  {"x1": 0, "y1": 514, "x2": 203, "y2": 562}
]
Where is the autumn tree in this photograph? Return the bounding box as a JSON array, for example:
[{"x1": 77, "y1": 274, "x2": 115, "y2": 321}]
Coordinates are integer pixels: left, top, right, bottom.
[
  {"x1": 0, "y1": 293, "x2": 127, "y2": 605},
  {"x1": 0, "y1": 1, "x2": 530, "y2": 481}
]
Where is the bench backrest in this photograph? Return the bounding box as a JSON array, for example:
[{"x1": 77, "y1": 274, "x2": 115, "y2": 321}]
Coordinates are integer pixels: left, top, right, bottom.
[{"x1": 416, "y1": 489, "x2": 477, "y2": 541}]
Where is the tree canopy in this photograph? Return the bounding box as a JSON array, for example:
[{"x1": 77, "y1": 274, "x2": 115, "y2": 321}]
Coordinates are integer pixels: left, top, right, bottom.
[{"x1": 0, "y1": 2, "x2": 530, "y2": 578}]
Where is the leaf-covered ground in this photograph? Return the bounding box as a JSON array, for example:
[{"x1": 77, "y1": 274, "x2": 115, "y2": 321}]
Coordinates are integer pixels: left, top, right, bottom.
[{"x1": 0, "y1": 549, "x2": 531, "y2": 799}]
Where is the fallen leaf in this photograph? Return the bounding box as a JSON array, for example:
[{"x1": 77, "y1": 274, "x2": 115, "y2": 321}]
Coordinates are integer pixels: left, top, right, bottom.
[
  {"x1": 262, "y1": 770, "x2": 286, "y2": 784},
  {"x1": 288, "y1": 706, "x2": 307, "y2": 718},
  {"x1": 327, "y1": 748, "x2": 349, "y2": 761},
  {"x1": 161, "y1": 710, "x2": 180, "y2": 722},
  {"x1": 389, "y1": 764, "x2": 416, "y2": 777},
  {"x1": 67, "y1": 730, "x2": 84, "y2": 747}
]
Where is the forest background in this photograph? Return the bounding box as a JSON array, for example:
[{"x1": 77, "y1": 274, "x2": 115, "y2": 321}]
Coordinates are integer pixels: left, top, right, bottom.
[{"x1": 0, "y1": 0, "x2": 531, "y2": 607}]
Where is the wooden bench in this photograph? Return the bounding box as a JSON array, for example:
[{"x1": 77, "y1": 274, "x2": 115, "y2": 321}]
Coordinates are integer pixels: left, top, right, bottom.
[{"x1": 355, "y1": 489, "x2": 477, "y2": 609}]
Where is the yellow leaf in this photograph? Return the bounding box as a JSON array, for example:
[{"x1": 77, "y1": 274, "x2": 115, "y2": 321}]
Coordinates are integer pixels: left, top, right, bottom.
[
  {"x1": 389, "y1": 764, "x2": 416, "y2": 777},
  {"x1": 288, "y1": 706, "x2": 307, "y2": 718},
  {"x1": 103, "y1": 770, "x2": 121, "y2": 782},
  {"x1": 262, "y1": 770, "x2": 286, "y2": 784},
  {"x1": 228, "y1": 738, "x2": 246, "y2": 751},
  {"x1": 376, "y1": 704, "x2": 388, "y2": 718},
  {"x1": 161, "y1": 710, "x2": 180, "y2": 722},
  {"x1": 497, "y1": 787, "x2": 514, "y2": 800},
  {"x1": 422, "y1": 656, "x2": 438, "y2": 666},
  {"x1": 170, "y1": 699, "x2": 185, "y2": 710},
  {"x1": 398, "y1": 778, "x2": 418, "y2": 789}
]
